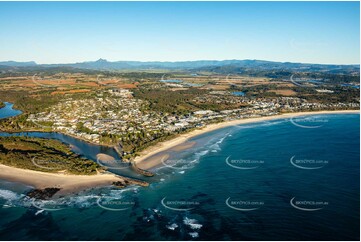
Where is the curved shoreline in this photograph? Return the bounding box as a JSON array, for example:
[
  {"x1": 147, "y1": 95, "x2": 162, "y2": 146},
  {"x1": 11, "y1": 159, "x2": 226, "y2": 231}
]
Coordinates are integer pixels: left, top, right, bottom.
[
  {"x1": 0, "y1": 164, "x2": 123, "y2": 195},
  {"x1": 0, "y1": 164, "x2": 149, "y2": 196},
  {"x1": 0, "y1": 109, "x2": 358, "y2": 194},
  {"x1": 135, "y1": 110, "x2": 359, "y2": 169}
]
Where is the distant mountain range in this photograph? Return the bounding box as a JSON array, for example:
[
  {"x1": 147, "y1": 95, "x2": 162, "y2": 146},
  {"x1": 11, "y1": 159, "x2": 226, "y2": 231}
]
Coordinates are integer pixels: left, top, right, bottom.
[
  {"x1": 0, "y1": 61, "x2": 37, "y2": 67},
  {"x1": 0, "y1": 59, "x2": 359, "y2": 73}
]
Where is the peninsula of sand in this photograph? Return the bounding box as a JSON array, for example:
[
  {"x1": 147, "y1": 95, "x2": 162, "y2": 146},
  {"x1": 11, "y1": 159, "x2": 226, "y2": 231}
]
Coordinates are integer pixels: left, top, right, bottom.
[
  {"x1": 0, "y1": 164, "x2": 146, "y2": 196},
  {"x1": 135, "y1": 110, "x2": 359, "y2": 170}
]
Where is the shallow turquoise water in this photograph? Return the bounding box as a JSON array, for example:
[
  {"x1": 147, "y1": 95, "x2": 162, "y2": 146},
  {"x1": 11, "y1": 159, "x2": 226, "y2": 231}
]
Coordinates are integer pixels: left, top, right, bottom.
[{"x1": 0, "y1": 114, "x2": 359, "y2": 240}]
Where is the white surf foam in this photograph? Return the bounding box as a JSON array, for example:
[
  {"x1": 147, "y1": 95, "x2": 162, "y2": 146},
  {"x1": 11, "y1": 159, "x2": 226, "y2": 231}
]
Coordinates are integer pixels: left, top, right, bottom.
[
  {"x1": 189, "y1": 232, "x2": 199, "y2": 238},
  {"x1": 0, "y1": 189, "x2": 21, "y2": 201},
  {"x1": 183, "y1": 217, "x2": 203, "y2": 230},
  {"x1": 166, "y1": 223, "x2": 179, "y2": 230}
]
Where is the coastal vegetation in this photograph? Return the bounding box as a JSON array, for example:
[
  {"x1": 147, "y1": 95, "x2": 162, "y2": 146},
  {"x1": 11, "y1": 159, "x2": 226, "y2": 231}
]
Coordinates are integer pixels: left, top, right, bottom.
[
  {"x1": 133, "y1": 87, "x2": 246, "y2": 114},
  {"x1": 0, "y1": 68, "x2": 359, "y2": 164},
  {"x1": 133, "y1": 88, "x2": 204, "y2": 114},
  {"x1": 0, "y1": 136, "x2": 101, "y2": 174}
]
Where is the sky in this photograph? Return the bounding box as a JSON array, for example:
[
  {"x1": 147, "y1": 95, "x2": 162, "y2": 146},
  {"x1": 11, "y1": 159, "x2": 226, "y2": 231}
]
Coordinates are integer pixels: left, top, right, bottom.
[{"x1": 0, "y1": 1, "x2": 359, "y2": 65}]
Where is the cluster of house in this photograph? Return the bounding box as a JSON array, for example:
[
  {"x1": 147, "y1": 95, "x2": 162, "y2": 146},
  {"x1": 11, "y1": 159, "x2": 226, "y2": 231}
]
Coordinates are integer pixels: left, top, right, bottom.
[{"x1": 27, "y1": 89, "x2": 359, "y2": 144}]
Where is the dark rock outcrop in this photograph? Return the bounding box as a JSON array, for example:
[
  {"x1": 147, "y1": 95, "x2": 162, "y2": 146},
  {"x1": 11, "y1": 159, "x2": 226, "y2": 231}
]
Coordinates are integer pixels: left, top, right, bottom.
[
  {"x1": 131, "y1": 162, "x2": 154, "y2": 177},
  {"x1": 112, "y1": 178, "x2": 149, "y2": 188},
  {"x1": 27, "y1": 188, "x2": 61, "y2": 200}
]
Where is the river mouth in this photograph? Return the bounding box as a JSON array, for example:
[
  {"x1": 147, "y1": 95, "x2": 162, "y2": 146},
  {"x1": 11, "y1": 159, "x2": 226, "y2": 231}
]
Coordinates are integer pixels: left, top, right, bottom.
[
  {"x1": 0, "y1": 131, "x2": 144, "y2": 180},
  {"x1": 0, "y1": 102, "x2": 22, "y2": 119},
  {"x1": 0, "y1": 114, "x2": 358, "y2": 240}
]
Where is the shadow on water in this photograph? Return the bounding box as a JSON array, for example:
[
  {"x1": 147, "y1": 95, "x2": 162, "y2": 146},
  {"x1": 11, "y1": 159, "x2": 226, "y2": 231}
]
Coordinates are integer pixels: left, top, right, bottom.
[{"x1": 0, "y1": 208, "x2": 68, "y2": 240}]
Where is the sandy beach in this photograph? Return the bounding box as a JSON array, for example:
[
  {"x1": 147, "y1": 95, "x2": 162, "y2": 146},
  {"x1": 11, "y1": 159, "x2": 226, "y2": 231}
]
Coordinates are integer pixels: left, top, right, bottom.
[
  {"x1": 0, "y1": 164, "x2": 125, "y2": 195},
  {"x1": 0, "y1": 110, "x2": 358, "y2": 192},
  {"x1": 135, "y1": 110, "x2": 359, "y2": 169}
]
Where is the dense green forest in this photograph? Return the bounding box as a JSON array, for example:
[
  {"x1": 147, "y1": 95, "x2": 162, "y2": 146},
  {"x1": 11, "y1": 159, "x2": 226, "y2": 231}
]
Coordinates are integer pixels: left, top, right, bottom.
[
  {"x1": 133, "y1": 88, "x2": 205, "y2": 114},
  {"x1": 0, "y1": 137, "x2": 100, "y2": 174}
]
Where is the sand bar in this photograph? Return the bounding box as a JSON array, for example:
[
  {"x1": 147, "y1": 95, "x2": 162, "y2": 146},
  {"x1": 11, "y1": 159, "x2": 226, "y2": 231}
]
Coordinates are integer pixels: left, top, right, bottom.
[{"x1": 0, "y1": 164, "x2": 124, "y2": 195}]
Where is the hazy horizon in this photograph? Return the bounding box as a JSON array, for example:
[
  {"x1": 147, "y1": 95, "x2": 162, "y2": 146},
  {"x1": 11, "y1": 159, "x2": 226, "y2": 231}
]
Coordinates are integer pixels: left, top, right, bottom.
[{"x1": 1, "y1": 58, "x2": 360, "y2": 66}]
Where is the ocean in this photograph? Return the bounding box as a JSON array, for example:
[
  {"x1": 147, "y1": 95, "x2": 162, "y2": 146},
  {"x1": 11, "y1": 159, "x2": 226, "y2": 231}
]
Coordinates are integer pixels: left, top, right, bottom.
[{"x1": 0, "y1": 113, "x2": 359, "y2": 240}]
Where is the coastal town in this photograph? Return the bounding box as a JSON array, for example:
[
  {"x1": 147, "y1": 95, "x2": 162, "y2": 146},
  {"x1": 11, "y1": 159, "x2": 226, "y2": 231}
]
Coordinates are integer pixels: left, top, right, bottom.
[
  {"x1": 0, "y1": 1, "x2": 360, "y2": 241},
  {"x1": 26, "y1": 87, "x2": 359, "y2": 156}
]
